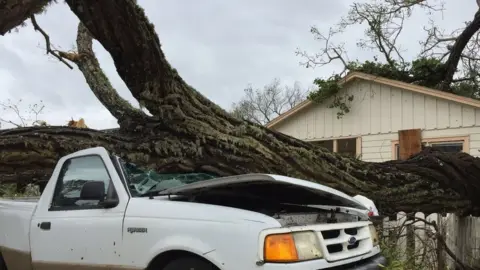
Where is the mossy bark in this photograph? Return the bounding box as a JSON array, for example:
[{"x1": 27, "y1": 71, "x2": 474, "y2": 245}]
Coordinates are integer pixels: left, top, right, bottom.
[
  {"x1": 1, "y1": 124, "x2": 479, "y2": 216},
  {"x1": 0, "y1": 0, "x2": 53, "y2": 35},
  {"x1": 1, "y1": 0, "x2": 480, "y2": 216}
]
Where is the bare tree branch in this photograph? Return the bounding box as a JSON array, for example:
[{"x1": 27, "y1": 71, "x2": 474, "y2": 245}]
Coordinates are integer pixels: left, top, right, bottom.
[
  {"x1": 231, "y1": 79, "x2": 308, "y2": 125},
  {"x1": 30, "y1": 15, "x2": 73, "y2": 69},
  {"x1": 439, "y1": 9, "x2": 480, "y2": 91},
  {"x1": 56, "y1": 22, "x2": 149, "y2": 128},
  {"x1": 0, "y1": 99, "x2": 46, "y2": 129},
  {"x1": 296, "y1": 27, "x2": 350, "y2": 76}
]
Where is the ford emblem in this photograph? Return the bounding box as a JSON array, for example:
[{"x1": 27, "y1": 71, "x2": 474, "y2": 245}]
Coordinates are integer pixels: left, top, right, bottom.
[{"x1": 348, "y1": 236, "x2": 357, "y2": 245}]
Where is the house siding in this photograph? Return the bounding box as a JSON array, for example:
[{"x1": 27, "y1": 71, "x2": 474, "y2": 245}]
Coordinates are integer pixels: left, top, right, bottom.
[
  {"x1": 272, "y1": 80, "x2": 480, "y2": 140},
  {"x1": 270, "y1": 79, "x2": 480, "y2": 161},
  {"x1": 360, "y1": 127, "x2": 480, "y2": 162}
]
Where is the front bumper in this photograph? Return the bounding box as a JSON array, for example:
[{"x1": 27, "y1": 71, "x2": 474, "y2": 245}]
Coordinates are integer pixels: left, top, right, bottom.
[
  {"x1": 326, "y1": 254, "x2": 387, "y2": 269},
  {"x1": 258, "y1": 253, "x2": 387, "y2": 270}
]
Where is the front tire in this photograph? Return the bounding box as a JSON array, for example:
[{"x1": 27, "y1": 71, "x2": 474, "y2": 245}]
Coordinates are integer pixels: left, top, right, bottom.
[
  {"x1": 0, "y1": 253, "x2": 6, "y2": 270},
  {"x1": 162, "y1": 256, "x2": 217, "y2": 270}
]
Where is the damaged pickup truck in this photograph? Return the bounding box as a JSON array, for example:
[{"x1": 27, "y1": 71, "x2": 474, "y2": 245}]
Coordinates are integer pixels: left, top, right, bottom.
[{"x1": 0, "y1": 146, "x2": 386, "y2": 270}]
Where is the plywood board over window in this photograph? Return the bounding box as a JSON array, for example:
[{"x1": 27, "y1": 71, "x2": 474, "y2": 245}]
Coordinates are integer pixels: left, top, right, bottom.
[
  {"x1": 391, "y1": 135, "x2": 470, "y2": 160},
  {"x1": 310, "y1": 136, "x2": 361, "y2": 157},
  {"x1": 398, "y1": 129, "x2": 422, "y2": 160}
]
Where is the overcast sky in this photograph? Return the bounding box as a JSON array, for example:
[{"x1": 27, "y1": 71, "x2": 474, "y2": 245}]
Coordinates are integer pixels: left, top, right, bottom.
[{"x1": 0, "y1": 0, "x2": 476, "y2": 130}]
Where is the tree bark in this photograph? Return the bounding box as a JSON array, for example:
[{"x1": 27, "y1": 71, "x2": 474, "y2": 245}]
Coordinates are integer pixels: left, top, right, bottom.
[
  {"x1": 1, "y1": 124, "x2": 480, "y2": 216},
  {"x1": 1, "y1": 0, "x2": 480, "y2": 217},
  {"x1": 0, "y1": 0, "x2": 52, "y2": 35},
  {"x1": 439, "y1": 9, "x2": 480, "y2": 91}
]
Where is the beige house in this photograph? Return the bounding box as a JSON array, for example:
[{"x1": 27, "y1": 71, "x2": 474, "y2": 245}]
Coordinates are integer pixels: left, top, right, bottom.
[{"x1": 266, "y1": 72, "x2": 480, "y2": 162}]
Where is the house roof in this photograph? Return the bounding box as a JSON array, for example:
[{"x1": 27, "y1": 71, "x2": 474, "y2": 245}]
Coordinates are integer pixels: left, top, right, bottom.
[{"x1": 266, "y1": 71, "x2": 480, "y2": 128}]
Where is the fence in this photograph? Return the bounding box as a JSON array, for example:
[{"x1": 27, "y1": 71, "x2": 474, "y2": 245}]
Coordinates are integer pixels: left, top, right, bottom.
[{"x1": 375, "y1": 212, "x2": 480, "y2": 269}]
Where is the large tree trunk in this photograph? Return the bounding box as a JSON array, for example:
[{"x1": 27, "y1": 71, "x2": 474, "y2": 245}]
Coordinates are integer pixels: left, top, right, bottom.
[
  {"x1": 1, "y1": 0, "x2": 480, "y2": 217},
  {"x1": 0, "y1": 0, "x2": 52, "y2": 35},
  {"x1": 1, "y1": 123, "x2": 479, "y2": 217}
]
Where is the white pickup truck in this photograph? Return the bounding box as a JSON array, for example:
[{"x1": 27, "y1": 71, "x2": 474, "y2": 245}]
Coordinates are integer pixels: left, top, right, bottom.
[{"x1": 0, "y1": 146, "x2": 386, "y2": 270}]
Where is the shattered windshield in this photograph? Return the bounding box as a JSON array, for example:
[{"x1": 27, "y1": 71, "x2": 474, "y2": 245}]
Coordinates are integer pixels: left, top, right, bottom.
[{"x1": 117, "y1": 158, "x2": 217, "y2": 197}]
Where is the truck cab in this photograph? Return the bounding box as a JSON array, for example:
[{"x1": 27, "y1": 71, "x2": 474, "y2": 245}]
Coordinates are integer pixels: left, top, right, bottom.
[{"x1": 0, "y1": 146, "x2": 386, "y2": 270}]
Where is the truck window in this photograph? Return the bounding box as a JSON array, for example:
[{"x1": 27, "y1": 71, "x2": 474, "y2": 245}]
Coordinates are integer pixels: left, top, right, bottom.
[{"x1": 49, "y1": 155, "x2": 117, "y2": 210}]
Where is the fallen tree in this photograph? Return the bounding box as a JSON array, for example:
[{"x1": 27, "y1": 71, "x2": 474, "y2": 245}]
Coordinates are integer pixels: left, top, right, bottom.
[{"x1": 1, "y1": 0, "x2": 480, "y2": 216}]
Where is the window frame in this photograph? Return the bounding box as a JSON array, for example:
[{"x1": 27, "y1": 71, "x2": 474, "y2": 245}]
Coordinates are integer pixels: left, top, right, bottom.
[
  {"x1": 391, "y1": 136, "x2": 469, "y2": 160},
  {"x1": 309, "y1": 136, "x2": 362, "y2": 157},
  {"x1": 48, "y1": 154, "x2": 118, "y2": 212}
]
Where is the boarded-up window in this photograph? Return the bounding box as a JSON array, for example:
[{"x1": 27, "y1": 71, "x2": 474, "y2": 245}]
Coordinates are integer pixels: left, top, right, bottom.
[
  {"x1": 337, "y1": 138, "x2": 357, "y2": 157},
  {"x1": 314, "y1": 140, "x2": 334, "y2": 152},
  {"x1": 398, "y1": 129, "x2": 422, "y2": 161}
]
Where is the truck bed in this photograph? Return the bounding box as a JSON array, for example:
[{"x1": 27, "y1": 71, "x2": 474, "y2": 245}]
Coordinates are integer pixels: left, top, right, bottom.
[
  {"x1": 0, "y1": 197, "x2": 38, "y2": 261},
  {"x1": 0, "y1": 196, "x2": 40, "y2": 203}
]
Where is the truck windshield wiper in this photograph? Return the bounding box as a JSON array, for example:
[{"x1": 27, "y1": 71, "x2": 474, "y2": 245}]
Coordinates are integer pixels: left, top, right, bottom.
[
  {"x1": 138, "y1": 182, "x2": 168, "y2": 198},
  {"x1": 138, "y1": 190, "x2": 165, "y2": 198}
]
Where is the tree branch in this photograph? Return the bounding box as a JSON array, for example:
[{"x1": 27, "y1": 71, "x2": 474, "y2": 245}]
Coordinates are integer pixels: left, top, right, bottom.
[
  {"x1": 30, "y1": 15, "x2": 73, "y2": 69},
  {"x1": 56, "y1": 22, "x2": 149, "y2": 129},
  {"x1": 440, "y1": 10, "x2": 480, "y2": 91},
  {"x1": 65, "y1": 0, "x2": 242, "y2": 139}
]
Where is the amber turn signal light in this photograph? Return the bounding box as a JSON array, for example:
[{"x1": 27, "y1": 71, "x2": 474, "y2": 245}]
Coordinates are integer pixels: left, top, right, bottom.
[{"x1": 264, "y1": 233, "x2": 299, "y2": 262}]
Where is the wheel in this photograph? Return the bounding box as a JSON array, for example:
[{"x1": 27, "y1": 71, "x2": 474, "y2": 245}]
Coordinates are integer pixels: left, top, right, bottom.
[
  {"x1": 0, "y1": 253, "x2": 6, "y2": 270},
  {"x1": 162, "y1": 256, "x2": 217, "y2": 270}
]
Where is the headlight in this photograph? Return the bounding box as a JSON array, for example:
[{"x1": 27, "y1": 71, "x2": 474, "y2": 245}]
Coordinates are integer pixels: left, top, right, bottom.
[
  {"x1": 263, "y1": 231, "x2": 323, "y2": 263},
  {"x1": 369, "y1": 224, "x2": 379, "y2": 246}
]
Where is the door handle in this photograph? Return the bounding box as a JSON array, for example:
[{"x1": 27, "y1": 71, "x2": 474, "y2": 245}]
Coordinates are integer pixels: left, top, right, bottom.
[{"x1": 38, "y1": 222, "x2": 51, "y2": 230}]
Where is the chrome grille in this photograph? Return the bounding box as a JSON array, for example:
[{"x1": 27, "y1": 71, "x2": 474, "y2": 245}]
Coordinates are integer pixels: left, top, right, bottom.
[{"x1": 316, "y1": 222, "x2": 373, "y2": 262}]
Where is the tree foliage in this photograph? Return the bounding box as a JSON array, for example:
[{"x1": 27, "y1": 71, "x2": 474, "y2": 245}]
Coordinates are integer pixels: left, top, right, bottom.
[{"x1": 298, "y1": 0, "x2": 480, "y2": 117}]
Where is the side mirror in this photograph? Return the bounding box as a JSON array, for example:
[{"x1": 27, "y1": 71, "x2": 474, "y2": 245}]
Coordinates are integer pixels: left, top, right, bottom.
[{"x1": 99, "y1": 199, "x2": 119, "y2": 209}]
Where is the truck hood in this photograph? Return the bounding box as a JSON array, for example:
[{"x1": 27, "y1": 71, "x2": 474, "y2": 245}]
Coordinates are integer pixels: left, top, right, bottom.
[{"x1": 158, "y1": 173, "x2": 368, "y2": 210}]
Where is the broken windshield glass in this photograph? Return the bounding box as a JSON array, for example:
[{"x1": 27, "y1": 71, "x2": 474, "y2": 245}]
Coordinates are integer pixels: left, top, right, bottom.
[{"x1": 117, "y1": 158, "x2": 217, "y2": 197}]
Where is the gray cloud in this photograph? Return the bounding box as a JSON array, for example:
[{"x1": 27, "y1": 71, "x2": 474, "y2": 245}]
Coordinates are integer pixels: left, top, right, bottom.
[{"x1": 0, "y1": 0, "x2": 475, "y2": 130}]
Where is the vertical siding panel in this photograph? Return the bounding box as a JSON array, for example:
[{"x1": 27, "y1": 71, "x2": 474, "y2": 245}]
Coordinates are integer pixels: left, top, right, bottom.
[
  {"x1": 437, "y1": 100, "x2": 449, "y2": 129},
  {"x1": 315, "y1": 107, "x2": 325, "y2": 139},
  {"x1": 333, "y1": 108, "x2": 343, "y2": 137},
  {"x1": 370, "y1": 83, "x2": 382, "y2": 134},
  {"x1": 360, "y1": 82, "x2": 372, "y2": 134},
  {"x1": 380, "y1": 84, "x2": 392, "y2": 133},
  {"x1": 341, "y1": 87, "x2": 353, "y2": 136},
  {"x1": 425, "y1": 96, "x2": 437, "y2": 129},
  {"x1": 449, "y1": 103, "x2": 463, "y2": 128},
  {"x1": 401, "y1": 90, "x2": 414, "y2": 129},
  {"x1": 306, "y1": 107, "x2": 314, "y2": 139},
  {"x1": 462, "y1": 106, "x2": 475, "y2": 127},
  {"x1": 324, "y1": 106, "x2": 333, "y2": 138},
  {"x1": 391, "y1": 86, "x2": 402, "y2": 131},
  {"x1": 412, "y1": 93, "x2": 425, "y2": 129},
  {"x1": 282, "y1": 122, "x2": 294, "y2": 137},
  {"x1": 352, "y1": 82, "x2": 363, "y2": 135},
  {"x1": 475, "y1": 109, "x2": 480, "y2": 126},
  {"x1": 300, "y1": 113, "x2": 308, "y2": 139},
  {"x1": 291, "y1": 115, "x2": 299, "y2": 138}
]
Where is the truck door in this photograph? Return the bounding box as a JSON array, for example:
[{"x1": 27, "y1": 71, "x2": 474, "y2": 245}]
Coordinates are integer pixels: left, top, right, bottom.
[{"x1": 29, "y1": 147, "x2": 130, "y2": 270}]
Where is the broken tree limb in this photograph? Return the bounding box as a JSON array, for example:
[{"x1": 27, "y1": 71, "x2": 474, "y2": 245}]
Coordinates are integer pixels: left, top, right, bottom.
[{"x1": 58, "y1": 22, "x2": 152, "y2": 129}]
